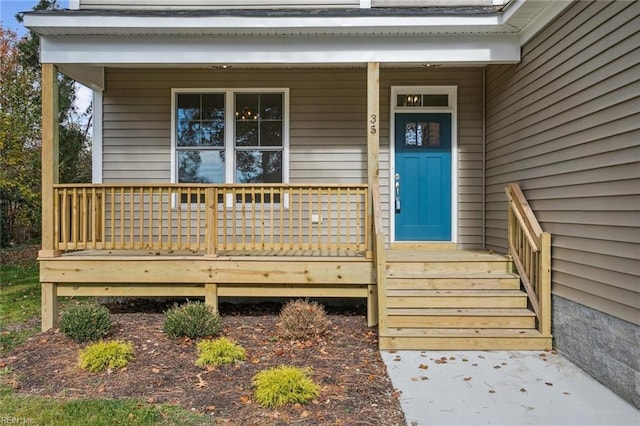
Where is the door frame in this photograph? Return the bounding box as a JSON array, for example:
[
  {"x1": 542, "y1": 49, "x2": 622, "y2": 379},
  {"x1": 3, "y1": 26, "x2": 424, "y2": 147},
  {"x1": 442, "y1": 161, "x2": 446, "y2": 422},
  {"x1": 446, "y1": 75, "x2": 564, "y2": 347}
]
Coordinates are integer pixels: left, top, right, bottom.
[{"x1": 389, "y1": 86, "x2": 458, "y2": 243}]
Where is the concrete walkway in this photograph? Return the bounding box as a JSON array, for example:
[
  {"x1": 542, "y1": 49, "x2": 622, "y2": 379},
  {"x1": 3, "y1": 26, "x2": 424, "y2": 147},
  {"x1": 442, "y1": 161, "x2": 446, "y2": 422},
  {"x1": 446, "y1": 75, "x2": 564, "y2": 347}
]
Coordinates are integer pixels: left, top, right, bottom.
[{"x1": 381, "y1": 350, "x2": 639, "y2": 426}]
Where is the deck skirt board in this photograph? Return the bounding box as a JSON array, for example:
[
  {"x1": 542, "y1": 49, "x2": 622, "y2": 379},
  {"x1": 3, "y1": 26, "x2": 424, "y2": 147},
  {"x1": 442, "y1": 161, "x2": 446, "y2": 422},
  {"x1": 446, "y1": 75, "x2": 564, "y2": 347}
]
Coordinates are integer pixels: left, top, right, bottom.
[{"x1": 379, "y1": 248, "x2": 550, "y2": 350}]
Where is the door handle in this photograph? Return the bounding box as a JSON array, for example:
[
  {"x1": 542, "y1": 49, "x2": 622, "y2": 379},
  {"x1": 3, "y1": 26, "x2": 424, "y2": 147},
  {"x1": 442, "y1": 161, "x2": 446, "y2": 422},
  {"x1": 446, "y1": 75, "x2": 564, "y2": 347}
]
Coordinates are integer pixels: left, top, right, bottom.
[{"x1": 395, "y1": 173, "x2": 401, "y2": 211}]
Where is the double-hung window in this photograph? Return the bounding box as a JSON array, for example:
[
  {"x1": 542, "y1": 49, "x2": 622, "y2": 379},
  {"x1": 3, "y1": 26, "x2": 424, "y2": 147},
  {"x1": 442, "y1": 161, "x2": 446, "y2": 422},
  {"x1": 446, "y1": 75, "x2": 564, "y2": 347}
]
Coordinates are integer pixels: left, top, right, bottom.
[{"x1": 172, "y1": 89, "x2": 288, "y2": 184}]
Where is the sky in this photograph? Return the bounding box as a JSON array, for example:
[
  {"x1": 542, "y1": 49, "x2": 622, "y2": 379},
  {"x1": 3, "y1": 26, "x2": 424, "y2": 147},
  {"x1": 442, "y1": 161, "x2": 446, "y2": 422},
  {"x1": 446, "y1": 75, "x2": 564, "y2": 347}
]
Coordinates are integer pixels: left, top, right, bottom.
[
  {"x1": 1, "y1": 0, "x2": 92, "y2": 118},
  {"x1": 1, "y1": 0, "x2": 69, "y2": 37}
]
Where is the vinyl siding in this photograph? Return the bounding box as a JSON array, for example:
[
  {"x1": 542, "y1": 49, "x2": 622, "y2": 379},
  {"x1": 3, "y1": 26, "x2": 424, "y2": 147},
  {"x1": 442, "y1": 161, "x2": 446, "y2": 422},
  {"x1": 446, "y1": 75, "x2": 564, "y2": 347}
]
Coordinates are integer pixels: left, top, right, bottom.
[
  {"x1": 484, "y1": 0, "x2": 640, "y2": 324},
  {"x1": 79, "y1": 0, "x2": 358, "y2": 9},
  {"x1": 102, "y1": 67, "x2": 484, "y2": 247}
]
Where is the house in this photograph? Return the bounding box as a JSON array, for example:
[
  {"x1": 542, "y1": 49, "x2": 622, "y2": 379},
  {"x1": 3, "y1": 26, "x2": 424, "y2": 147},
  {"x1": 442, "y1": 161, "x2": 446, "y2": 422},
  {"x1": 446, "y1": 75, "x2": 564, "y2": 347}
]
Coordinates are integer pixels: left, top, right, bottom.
[{"x1": 24, "y1": 0, "x2": 638, "y2": 408}]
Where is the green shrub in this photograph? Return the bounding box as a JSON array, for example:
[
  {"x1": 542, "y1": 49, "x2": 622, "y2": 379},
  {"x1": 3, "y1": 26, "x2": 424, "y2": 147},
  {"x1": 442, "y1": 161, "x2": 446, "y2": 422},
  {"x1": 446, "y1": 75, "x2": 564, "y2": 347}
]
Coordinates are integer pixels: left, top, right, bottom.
[
  {"x1": 195, "y1": 337, "x2": 246, "y2": 367},
  {"x1": 277, "y1": 299, "x2": 331, "y2": 340},
  {"x1": 78, "y1": 340, "x2": 134, "y2": 373},
  {"x1": 163, "y1": 301, "x2": 221, "y2": 339},
  {"x1": 60, "y1": 303, "x2": 112, "y2": 343},
  {"x1": 253, "y1": 365, "x2": 320, "y2": 408}
]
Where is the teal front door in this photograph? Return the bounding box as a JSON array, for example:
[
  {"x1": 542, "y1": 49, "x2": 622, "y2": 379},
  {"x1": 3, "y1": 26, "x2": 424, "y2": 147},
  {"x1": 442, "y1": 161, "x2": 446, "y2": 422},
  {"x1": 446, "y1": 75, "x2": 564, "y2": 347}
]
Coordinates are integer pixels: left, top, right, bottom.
[{"x1": 394, "y1": 113, "x2": 452, "y2": 241}]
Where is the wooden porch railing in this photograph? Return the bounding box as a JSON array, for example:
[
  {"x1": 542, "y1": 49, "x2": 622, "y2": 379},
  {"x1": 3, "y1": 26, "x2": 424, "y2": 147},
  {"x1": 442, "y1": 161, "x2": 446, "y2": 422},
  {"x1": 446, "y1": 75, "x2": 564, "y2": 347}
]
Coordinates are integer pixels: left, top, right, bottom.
[
  {"x1": 53, "y1": 184, "x2": 211, "y2": 251},
  {"x1": 211, "y1": 184, "x2": 368, "y2": 254},
  {"x1": 505, "y1": 183, "x2": 552, "y2": 335},
  {"x1": 52, "y1": 183, "x2": 368, "y2": 255}
]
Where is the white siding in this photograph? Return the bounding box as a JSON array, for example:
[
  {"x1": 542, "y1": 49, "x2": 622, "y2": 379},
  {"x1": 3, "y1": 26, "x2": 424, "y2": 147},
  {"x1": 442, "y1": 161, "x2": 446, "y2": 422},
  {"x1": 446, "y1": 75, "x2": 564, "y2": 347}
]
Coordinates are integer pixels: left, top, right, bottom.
[{"x1": 484, "y1": 0, "x2": 640, "y2": 324}]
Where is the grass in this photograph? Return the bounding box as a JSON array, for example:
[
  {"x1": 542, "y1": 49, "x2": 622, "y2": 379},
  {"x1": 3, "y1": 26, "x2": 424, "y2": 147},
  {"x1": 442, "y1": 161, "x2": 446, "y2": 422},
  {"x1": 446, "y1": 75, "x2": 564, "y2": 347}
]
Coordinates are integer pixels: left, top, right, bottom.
[
  {"x1": 0, "y1": 261, "x2": 41, "y2": 355},
  {"x1": 0, "y1": 386, "x2": 213, "y2": 425},
  {"x1": 0, "y1": 246, "x2": 215, "y2": 425}
]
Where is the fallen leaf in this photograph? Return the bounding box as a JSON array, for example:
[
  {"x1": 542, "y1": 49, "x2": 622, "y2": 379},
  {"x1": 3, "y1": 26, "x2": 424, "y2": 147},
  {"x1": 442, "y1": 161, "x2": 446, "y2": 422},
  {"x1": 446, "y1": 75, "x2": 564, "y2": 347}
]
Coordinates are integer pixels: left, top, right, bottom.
[
  {"x1": 388, "y1": 349, "x2": 397, "y2": 353},
  {"x1": 449, "y1": 357, "x2": 456, "y2": 361},
  {"x1": 394, "y1": 356, "x2": 402, "y2": 362},
  {"x1": 489, "y1": 390, "x2": 496, "y2": 394},
  {"x1": 151, "y1": 367, "x2": 160, "y2": 373},
  {"x1": 240, "y1": 395, "x2": 251, "y2": 404},
  {"x1": 420, "y1": 376, "x2": 429, "y2": 381},
  {"x1": 301, "y1": 410, "x2": 310, "y2": 418},
  {"x1": 520, "y1": 388, "x2": 527, "y2": 393},
  {"x1": 472, "y1": 363, "x2": 478, "y2": 367},
  {"x1": 545, "y1": 382, "x2": 553, "y2": 387},
  {"x1": 563, "y1": 392, "x2": 570, "y2": 395},
  {"x1": 463, "y1": 377, "x2": 472, "y2": 381},
  {"x1": 205, "y1": 405, "x2": 216, "y2": 411},
  {"x1": 462, "y1": 358, "x2": 469, "y2": 362},
  {"x1": 493, "y1": 365, "x2": 501, "y2": 369},
  {"x1": 411, "y1": 377, "x2": 420, "y2": 382},
  {"x1": 196, "y1": 373, "x2": 208, "y2": 388},
  {"x1": 418, "y1": 364, "x2": 429, "y2": 370}
]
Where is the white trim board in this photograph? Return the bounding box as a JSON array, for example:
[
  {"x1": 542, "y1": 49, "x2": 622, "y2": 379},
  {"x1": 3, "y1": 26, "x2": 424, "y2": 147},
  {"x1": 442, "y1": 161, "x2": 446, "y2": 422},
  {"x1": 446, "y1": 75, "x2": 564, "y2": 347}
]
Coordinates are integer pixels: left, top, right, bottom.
[
  {"x1": 91, "y1": 89, "x2": 103, "y2": 184},
  {"x1": 389, "y1": 86, "x2": 458, "y2": 243},
  {"x1": 39, "y1": 34, "x2": 521, "y2": 65}
]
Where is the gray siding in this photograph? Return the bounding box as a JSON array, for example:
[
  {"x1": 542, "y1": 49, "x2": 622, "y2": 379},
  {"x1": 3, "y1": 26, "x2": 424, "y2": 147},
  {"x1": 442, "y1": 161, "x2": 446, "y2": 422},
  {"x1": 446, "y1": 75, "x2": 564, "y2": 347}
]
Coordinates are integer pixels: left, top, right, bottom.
[
  {"x1": 79, "y1": 0, "x2": 358, "y2": 9},
  {"x1": 102, "y1": 67, "x2": 484, "y2": 247},
  {"x1": 485, "y1": 0, "x2": 640, "y2": 324}
]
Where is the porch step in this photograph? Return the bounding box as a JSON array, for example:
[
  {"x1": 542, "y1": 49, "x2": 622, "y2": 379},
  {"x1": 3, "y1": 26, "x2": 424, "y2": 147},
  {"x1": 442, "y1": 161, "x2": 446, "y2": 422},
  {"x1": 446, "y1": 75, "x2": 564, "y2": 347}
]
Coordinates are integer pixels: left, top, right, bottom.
[
  {"x1": 379, "y1": 328, "x2": 553, "y2": 350},
  {"x1": 386, "y1": 308, "x2": 536, "y2": 329},
  {"x1": 379, "y1": 248, "x2": 549, "y2": 350},
  {"x1": 386, "y1": 289, "x2": 528, "y2": 308},
  {"x1": 386, "y1": 251, "x2": 513, "y2": 274},
  {"x1": 386, "y1": 272, "x2": 521, "y2": 290}
]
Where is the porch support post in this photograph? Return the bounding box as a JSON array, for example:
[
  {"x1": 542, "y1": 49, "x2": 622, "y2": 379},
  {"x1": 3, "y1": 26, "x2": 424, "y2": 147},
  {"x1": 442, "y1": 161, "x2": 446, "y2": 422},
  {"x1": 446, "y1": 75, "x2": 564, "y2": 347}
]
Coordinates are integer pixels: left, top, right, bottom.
[
  {"x1": 366, "y1": 62, "x2": 380, "y2": 258},
  {"x1": 41, "y1": 282, "x2": 58, "y2": 331},
  {"x1": 40, "y1": 63, "x2": 61, "y2": 259},
  {"x1": 205, "y1": 283, "x2": 219, "y2": 313}
]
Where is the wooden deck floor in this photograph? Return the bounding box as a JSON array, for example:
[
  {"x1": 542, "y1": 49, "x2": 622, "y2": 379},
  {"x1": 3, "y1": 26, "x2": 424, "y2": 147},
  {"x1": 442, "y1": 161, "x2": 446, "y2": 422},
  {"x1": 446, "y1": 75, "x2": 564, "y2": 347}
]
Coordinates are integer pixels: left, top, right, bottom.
[{"x1": 59, "y1": 249, "x2": 367, "y2": 258}]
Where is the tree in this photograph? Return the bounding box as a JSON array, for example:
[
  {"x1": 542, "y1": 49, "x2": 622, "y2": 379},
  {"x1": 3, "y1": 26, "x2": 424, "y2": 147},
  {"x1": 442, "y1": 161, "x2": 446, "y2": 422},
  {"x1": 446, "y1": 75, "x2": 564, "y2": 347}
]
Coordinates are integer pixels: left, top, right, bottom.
[
  {"x1": 0, "y1": 26, "x2": 42, "y2": 246},
  {"x1": 0, "y1": 1, "x2": 92, "y2": 246},
  {"x1": 16, "y1": 0, "x2": 92, "y2": 184}
]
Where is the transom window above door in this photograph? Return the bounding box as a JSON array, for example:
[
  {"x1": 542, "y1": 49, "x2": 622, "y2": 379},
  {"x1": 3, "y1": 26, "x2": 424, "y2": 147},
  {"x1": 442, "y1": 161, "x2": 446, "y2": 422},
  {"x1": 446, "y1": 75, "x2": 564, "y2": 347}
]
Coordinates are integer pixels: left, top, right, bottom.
[{"x1": 172, "y1": 89, "x2": 289, "y2": 184}]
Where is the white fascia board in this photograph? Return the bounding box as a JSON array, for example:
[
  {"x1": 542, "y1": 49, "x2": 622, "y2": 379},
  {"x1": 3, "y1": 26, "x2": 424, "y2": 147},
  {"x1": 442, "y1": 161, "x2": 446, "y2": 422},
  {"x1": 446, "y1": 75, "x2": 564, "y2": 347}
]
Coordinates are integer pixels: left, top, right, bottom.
[
  {"x1": 519, "y1": 0, "x2": 573, "y2": 46},
  {"x1": 24, "y1": 13, "x2": 503, "y2": 36},
  {"x1": 40, "y1": 34, "x2": 520, "y2": 65}
]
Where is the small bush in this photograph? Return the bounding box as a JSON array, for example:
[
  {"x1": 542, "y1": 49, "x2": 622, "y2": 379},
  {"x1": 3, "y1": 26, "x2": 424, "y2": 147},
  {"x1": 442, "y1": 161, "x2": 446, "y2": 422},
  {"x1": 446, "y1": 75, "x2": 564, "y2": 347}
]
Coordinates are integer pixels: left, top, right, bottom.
[
  {"x1": 277, "y1": 299, "x2": 331, "y2": 340},
  {"x1": 163, "y1": 301, "x2": 221, "y2": 339},
  {"x1": 60, "y1": 303, "x2": 112, "y2": 343},
  {"x1": 78, "y1": 340, "x2": 134, "y2": 373},
  {"x1": 253, "y1": 365, "x2": 320, "y2": 408},
  {"x1": 195, "y1": 337, "x2": 246, "y2": 368}
]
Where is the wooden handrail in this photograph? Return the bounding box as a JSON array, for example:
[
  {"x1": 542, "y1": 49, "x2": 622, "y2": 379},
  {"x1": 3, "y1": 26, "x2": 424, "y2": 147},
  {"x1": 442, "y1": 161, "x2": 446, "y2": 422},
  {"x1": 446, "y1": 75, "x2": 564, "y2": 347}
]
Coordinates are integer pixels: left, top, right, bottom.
[
  {"x1": 505, "y1": 182, "x2": 551, "y2": 336},
  {"x1": 371, "y1": 179, "x2": 387, "y2": 331}
]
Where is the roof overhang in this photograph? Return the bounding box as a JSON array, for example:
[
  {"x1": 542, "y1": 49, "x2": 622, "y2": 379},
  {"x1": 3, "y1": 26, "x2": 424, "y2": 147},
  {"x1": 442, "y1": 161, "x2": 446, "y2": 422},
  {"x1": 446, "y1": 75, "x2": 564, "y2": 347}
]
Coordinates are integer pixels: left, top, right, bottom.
[{"x1": 22, "y1": 1, "x2": 573, "y2": 89}]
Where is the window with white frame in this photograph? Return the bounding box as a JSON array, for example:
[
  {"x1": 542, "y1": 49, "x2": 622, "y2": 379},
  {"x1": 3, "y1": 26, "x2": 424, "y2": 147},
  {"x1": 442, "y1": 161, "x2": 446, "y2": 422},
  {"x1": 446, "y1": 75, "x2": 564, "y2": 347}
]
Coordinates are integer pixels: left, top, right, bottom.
[{"x1": 173, "y1": 89, "x2": 288, "y2": 184}]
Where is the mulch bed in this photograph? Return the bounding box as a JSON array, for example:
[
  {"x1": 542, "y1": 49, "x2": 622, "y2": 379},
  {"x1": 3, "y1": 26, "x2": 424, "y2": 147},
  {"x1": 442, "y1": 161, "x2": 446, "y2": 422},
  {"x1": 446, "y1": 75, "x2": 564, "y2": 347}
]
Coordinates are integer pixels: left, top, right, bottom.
[{"x1": 1, "y1": 300, "x2": 406, "y2": 425}]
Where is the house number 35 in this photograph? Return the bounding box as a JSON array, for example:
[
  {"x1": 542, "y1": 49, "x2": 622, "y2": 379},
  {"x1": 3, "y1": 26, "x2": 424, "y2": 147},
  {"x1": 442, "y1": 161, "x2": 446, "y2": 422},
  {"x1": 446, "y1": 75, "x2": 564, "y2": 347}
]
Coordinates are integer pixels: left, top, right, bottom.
[{"x1": 369, "y1": 114, "x2": 377, "y2": 134}]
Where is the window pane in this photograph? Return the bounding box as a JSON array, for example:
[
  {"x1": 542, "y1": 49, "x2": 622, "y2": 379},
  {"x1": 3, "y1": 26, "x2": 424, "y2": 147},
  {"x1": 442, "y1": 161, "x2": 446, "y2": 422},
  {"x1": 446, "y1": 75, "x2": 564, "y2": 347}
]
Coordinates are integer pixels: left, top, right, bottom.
[
  {"x1": 236, "y1": 121, "x2": 258, "y2": 146},
  {"x1": 201, "y1": 120, "x2": 224, "y2": 146},
  {"x1": 397, "y1": 94, "x2": 422, "y2": 107},
  {"x1": 236, "y1": 94, "x2": 259, "y2": 120},
  {"x1": 260, "y1": 93, "x2": 283, "y2": 119},
  {"x1": 236, "y1": 150, "x2": 282, "y2": 183},
  {"x1": 422, "y1": 95, "x2": 449, "y2": 107},
  {"x1": 202, "y1": 94, "x2": 225, "y2": 119},
  {"x1": 177, "y1": 93, "x2": 225, "y2": 147},
  {"x1": 261, "y1": 121, "x2": 282, "y2": 147},
  {"x1": 404, "y1": 122, "x2": 417, "y2": 146},
  {"x1": 428, "y1": 122, "x2": 441, "y2": 147},
  {"x1": 177, "y1": 120, "x2": 201, "y2": 147},
  {"x1": 178, "y1": 150, "x2": 225, "y2": 183}
]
